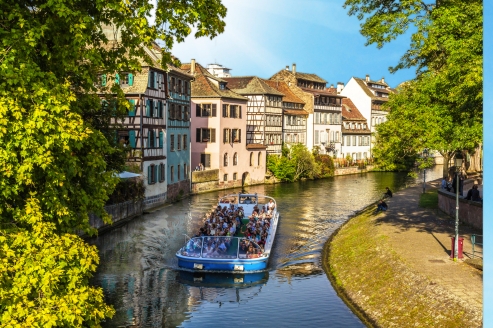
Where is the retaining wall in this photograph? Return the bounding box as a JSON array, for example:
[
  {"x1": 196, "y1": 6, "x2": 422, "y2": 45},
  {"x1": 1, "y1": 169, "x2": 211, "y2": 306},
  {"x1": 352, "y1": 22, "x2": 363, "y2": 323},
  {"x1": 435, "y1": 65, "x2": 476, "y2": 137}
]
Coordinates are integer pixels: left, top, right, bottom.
[{"x1": 438, "y1": 189, "x2": 482, "y2": 230}]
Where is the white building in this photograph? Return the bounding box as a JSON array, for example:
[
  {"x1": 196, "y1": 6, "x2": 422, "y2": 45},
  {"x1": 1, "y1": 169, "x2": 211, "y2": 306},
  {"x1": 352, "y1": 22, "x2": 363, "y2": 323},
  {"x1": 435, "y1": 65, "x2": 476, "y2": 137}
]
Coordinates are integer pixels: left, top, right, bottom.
[
  {"x1": 207, "y1": 63, "x2": 232, "y2": 78},
  {"x1": 339, "y1": 75, "x2": 395, "y2": 157},
  {"x1": 341, "y1": 98, "x2": 371, "y2": 161}
]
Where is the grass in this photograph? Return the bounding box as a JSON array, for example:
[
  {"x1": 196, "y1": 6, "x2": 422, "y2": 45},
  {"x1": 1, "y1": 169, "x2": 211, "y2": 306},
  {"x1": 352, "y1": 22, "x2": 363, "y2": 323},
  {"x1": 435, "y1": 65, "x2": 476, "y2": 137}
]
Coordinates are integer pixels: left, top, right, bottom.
[
  {"x1": 419, "y1": 188, "x2": 439, "y2": 209},
  {"x1": 322, "y1": 207, "x2": 481, "y2": 327}
]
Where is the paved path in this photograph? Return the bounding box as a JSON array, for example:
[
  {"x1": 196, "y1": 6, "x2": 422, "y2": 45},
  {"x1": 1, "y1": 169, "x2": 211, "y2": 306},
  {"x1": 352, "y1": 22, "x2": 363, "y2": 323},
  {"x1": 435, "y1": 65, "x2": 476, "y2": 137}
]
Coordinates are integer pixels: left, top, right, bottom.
[{"x1": 374, "y1": 178, "x2": 483, "y2": 313}]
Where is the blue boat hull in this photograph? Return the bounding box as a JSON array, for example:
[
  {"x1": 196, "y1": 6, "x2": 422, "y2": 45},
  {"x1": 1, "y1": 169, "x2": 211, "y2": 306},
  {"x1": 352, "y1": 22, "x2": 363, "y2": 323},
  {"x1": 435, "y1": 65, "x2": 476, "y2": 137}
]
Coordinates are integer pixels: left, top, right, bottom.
[{"x1": 177, "y1": 256, "x2": 269, "y2": 272}]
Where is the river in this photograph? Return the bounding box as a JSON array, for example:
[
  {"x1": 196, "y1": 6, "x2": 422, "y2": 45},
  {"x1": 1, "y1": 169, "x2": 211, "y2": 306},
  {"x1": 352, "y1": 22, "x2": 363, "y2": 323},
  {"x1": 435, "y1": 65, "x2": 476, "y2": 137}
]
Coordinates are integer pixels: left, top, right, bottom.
[{"x1": 91, "y1": 166, "x2": 443, "y2": 327}]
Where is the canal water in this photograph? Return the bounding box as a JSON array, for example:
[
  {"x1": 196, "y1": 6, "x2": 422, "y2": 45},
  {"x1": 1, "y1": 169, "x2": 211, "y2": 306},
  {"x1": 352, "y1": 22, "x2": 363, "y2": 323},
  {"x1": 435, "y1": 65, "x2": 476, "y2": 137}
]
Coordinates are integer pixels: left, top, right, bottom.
[{"x1": 91, "y1": 166, "x2": 443, "y2": 327}]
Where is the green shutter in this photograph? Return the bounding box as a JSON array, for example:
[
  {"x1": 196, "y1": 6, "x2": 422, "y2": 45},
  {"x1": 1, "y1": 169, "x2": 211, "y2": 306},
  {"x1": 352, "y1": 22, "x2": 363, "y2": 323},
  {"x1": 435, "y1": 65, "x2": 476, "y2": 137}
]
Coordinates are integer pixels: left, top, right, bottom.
[
  {"x1": 155, "y1": 165, "x2": 159, "y2": 183},
  {"x1": 115, "y1": 73, "x2": 120, "y2": 85},
  {"x1": 154, "y1": 72, "x2": 158, "y2": 89},
  {"x1": 129, "y1": 130, "x2": 136, "y2": 148},
  {"x1": 148, "y1": 166, "x2": 152, "y2": 184},
  {"x1": 159, "y1": 131, "x2": 163, "y2": 148},
  {"x1": 101, "y1": 74, "x2": 107, "y2": 86},
  {"x1": 146, "y1": 99, "x2": 150, "y2": 117},
  {"x1": 128, "y1": 99, "x2": 135, "y2": 117},
  {"x1": 128, "y1": 73, "x2": 134, "y2": 86},
  {"x1": 159, "y1": 101, "x2": 163, "y2": 118}
]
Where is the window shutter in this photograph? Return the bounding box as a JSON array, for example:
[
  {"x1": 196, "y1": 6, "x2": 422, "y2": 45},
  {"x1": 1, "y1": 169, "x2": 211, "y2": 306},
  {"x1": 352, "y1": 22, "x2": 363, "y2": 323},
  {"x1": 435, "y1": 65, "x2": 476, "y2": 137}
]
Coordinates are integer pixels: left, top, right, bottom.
[
  {"x1": 129, "y1": 130, "x2": 136, "y2": 148},
  {"x1": 154, "y1": 100, "x2": 158, "y2": 117},
  {"x1": 157, "y1": 163, "x2": 161, "y2": 182},
  {"x1": 155, "y1": 165, "x2": 159, "y2": 183},
  {"x1": 239, "y1": 106, "x2": 242, "y2": 118},
  {"x1": 196, "y1": 128, "x2": 201, "y2": 142},
  {"x1": 128, "y1": 73, "x2": 134, "y2": 86},
  {"x1": 101, "y1": 74, "x2": 107, "y2": 86},
  {"x1": 212, "y1": 104, "x2": 217, "y2": 117},
  {"x1": 159, "y1": 131, "x2": 163, "y2": 148},
  {"x1": 211, "y1": 129, "x2": 216, "y2": 143},
  {"x1": 206, "y1": 154, "x2": 211, "y2": 168},
  {"x1": 115, "y1": 73, "x2": 120, "y2": 85},
  {"x1": 223, "y1": 104, "x2": 227, "y2": 117},
  {"x1": 128, "y1": 99, "x2": 136, "y2": 117},
  {"x1": 148, "y1": 166, "x2": 152, "y2": 184},
  {"x1": 239, "y1": 129, "x2": 241, "y2": 142},
  {"x1": 146, "y1": 99, "x2": 150, "y2": 117},
  {"x1": 196, "y1": 104, "x2": 201, "y2": 117},
  {"x1": 159, "y1": 101, "x2": 163, "y2": 118},
  {"x1": 223, "y1": 129, "x2": 227, "y2": 143},
  {"x1": 154, "y1": 72, "x2": 158, "y2": 89},
  {"x1": 229, "y1": 129, "x2": 232, "y2": 143}
]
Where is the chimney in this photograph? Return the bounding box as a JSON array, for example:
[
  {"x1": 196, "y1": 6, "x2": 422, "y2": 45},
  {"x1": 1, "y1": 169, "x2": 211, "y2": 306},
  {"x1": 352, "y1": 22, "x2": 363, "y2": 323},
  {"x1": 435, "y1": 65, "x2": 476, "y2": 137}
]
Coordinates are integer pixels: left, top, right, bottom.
[
  {"x1": 380, "y1": 77, "x2": 385, "y2": 83},
  {"x1": 365, "y1": 74, "x2": 370, "y2": 82},
  {"x1": 286, "y1": 65, "x2": 289, "y2": 70},
  {"x1": 191, "y1": 59, "x2": 196, "y2": 75},
  {"x1": 330, "y1": 84, "x2": 334, "y2": 88},
  {"x1": 337, "y1": 82, "x2": 344, "y2": 94},
  {"x1": 292, "y1": 63, "x2": 296, "y2": 74}
]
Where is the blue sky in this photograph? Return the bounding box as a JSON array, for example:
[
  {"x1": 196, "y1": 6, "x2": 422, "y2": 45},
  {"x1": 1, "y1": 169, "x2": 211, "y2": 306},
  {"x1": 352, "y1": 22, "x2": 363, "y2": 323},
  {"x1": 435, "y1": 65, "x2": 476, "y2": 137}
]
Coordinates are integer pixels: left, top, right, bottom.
[{"x1": 171, "y1": 0, "x2": 416, "y2": 88}]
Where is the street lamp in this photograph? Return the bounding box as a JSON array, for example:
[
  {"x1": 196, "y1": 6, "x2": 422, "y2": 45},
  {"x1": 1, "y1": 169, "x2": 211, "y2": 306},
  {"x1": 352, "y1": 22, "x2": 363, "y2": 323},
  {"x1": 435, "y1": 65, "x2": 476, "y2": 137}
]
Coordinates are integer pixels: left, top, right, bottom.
[
  {"x1": 454, "y1": 152, "x2": 464, "y2": 261},
  {"x1": 422, "y1": 148, "x2": 429, "y2": 194}
]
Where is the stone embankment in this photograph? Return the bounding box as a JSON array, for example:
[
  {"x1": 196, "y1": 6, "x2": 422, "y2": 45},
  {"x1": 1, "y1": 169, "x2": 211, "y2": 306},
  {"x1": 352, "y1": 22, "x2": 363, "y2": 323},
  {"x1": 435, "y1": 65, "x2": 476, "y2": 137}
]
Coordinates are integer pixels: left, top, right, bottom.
[{"x1": 323, "y1": 179, "x2": 483, "y2": 327}]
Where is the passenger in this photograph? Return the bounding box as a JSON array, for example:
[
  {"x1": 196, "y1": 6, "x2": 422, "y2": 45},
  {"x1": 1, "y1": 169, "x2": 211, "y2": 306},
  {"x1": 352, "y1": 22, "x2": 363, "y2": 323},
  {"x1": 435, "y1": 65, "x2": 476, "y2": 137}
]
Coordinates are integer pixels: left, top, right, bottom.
[{"x1": 268, "y1": 199, "x2": 276, "y2": 211}]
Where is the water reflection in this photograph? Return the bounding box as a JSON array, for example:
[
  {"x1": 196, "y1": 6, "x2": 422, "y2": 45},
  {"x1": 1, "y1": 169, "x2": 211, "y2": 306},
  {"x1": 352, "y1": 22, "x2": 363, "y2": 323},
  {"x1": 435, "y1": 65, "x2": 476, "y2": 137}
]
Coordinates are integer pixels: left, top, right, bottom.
[{"x1": 91, "y1": 166, "x2": 444, "y2": 327}]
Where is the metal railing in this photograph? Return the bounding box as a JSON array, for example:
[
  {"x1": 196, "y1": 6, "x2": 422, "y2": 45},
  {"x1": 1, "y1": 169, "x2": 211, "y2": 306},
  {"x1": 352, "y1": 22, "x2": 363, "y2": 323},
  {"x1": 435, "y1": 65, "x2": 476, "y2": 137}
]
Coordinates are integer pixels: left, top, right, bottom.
[{"x1": 471, "y1": 234, "x2": 483, "y2": 259}]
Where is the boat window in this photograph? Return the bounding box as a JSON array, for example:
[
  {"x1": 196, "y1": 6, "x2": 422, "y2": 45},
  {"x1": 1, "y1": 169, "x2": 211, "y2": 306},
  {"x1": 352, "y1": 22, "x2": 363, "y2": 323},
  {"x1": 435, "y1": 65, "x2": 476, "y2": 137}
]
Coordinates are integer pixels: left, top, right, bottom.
[
  {"x1": 180, "y1": 237, "x2": 203, "y2": 257},
  {"x1": 239, "y1": 196, "x2": 257, "y2": 204},
  {"x1": 238, "y1": 238, "x2": 262, "y2": 259},
  {"x1": 201, "y1": 237, "x2": 239, "y2": 259}
]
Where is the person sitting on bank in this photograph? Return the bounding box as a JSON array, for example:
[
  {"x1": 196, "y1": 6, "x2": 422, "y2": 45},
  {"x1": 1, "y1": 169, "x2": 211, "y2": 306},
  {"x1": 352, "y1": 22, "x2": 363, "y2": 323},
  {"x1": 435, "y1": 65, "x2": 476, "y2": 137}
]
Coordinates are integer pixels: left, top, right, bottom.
[
  {"x1": 384, "y1": 187, "x2": 393, "y2": 198},
  {"x1": 376, "y1": 200, "x2": 388, "y2": 212}
]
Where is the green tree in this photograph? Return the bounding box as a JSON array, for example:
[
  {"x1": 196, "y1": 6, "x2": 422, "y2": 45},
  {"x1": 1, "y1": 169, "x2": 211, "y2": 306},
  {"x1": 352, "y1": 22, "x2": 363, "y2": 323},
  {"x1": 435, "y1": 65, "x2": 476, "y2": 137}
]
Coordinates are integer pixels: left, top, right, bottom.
[
  {"x1": 345, "y1": 0, "x2": 482, "y2": 175},
  {"x1": 0, "y1": 0, "x2": 227, "y2": 325}
]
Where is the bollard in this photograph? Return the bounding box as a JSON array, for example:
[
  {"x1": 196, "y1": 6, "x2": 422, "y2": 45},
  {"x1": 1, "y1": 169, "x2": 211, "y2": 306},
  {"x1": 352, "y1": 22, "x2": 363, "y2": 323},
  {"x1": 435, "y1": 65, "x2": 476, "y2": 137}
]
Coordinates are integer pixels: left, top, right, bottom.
[{"x1": 450, "y1": 237, "x2": 464, "y2": 259}]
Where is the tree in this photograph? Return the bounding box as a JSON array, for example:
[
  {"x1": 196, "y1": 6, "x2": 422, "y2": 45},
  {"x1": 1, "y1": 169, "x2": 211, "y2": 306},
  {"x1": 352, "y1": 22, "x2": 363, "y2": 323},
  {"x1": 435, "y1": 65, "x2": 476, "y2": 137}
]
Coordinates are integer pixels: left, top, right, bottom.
[
  {"x1": 345, "y1": 0, "x2": 482, "y2": 175},
  {"x1": 0, "y1": 0, "x2": 227, "y2": 325}
]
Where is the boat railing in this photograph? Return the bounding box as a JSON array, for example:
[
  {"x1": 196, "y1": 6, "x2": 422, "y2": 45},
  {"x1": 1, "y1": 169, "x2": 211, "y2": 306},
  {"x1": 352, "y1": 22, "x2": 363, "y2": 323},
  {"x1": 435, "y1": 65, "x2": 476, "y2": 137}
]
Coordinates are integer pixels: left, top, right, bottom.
[{"x1": 178, "y1": 236, "x2": 264, "y2": 260}]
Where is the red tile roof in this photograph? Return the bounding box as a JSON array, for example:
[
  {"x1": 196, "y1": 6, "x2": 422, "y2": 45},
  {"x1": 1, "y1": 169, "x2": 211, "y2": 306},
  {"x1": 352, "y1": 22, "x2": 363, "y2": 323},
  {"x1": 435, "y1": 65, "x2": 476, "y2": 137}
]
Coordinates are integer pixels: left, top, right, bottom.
[
  {"x1": 263, "y1": 80, "x2": 305, "y2": 104},
  {"x1": 342, "y1": 98, "x2": 367, "y2": 121},
  {"x1": 223, "y1": 76, "x2": 284, "y2": 96}
]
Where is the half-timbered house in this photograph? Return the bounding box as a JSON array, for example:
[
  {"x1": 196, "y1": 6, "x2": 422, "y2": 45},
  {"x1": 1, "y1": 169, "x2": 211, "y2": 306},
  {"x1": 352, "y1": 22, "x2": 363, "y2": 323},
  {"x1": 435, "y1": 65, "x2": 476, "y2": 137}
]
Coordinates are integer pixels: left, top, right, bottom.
[
  {"x1": 270, "y1": 64, "x2": 344, "y2": 157},
  {"x1": 263, "y1": 80, "x2": 308, "y2": 146},
  {"x1": 181, "y1": 60, "x2": 266, "y2": 188},
  {"x1": 223, "y1": 76, "x2": 284, "y2": 154},
  {"x1": 339, "y1": 74, "x2": 395, "y2": 157},
  {"x1": 341, "y1": 98, "x2": 371, "y2": 161},
  {"x1": 166, "y1": 65, "x2": 193, "y2": 200}
]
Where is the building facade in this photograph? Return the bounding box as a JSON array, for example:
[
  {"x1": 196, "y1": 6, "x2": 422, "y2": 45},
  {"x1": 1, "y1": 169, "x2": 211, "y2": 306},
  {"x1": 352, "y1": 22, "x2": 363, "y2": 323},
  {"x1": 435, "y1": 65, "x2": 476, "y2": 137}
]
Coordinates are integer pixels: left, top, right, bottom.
[
  {"x1": 166, "y1": 65, "x2": 193, "y2": 200},
  {"x1": 339, "y1": 74, "x2": 395, "y2": 157},
  {"x1": 181, "y1": 60, "x2": 266, "y2": 188},
  {"x1": 223, "y1": 76, "x2": 285, "y2": 155},
  {"x1": 341, "y1": 98, "x2": 371, "y2": 161}
]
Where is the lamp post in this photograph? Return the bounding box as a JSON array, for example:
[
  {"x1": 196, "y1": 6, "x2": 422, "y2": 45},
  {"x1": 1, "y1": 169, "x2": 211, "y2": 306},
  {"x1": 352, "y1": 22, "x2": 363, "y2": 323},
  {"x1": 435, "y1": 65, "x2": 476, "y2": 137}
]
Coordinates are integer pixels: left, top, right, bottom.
[
  {"x1": 454, "y1": 152, "x2": 463, "y2": 261},
  {"x1": 422, "y1": 148, "x2": 429, "y2": 194}
]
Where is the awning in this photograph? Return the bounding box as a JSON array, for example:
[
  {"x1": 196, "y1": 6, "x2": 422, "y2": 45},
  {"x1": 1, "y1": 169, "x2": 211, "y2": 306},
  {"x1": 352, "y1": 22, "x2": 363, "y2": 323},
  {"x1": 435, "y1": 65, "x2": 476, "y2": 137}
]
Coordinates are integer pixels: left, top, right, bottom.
[{"x1": 116, "y1": 171, "x2": 142, "y2": 179}]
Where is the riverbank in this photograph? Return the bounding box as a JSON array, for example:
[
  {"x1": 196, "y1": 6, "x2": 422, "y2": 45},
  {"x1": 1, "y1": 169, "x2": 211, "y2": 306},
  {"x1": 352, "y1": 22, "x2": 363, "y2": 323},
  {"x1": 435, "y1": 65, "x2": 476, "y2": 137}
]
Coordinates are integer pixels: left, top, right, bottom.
[{"x1": 323, "y1": 180, "x2": 483, "y2": 327}]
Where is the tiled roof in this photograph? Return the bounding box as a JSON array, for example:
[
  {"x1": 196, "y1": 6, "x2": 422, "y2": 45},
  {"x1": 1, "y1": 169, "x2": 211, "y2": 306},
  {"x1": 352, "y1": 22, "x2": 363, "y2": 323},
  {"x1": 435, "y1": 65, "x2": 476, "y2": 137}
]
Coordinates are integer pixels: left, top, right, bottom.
[
  {"x1": 263, "y1": 80, "x2": 305, "y2": 104},
  {"x1": 300, "y1": 87, "x2": 345, "y2": 98},
  {"x1": 223, "y1": 77, "x2": 285, "y2": 96},
  {"x1": 342, "y1": 98, "x2": 367, "y2": 121},
  {"x1": 353, "y1": 77, "x2": 393, "y2": 101},
  {"x1": 246, "y1": 143, "x2": 267, "y2": 150},
  {"x1": 180, "y1": 62, "x2": 247, "y2": 101},
  {"x1": 295, "y1": 72, "x2": 327, "y2": 83},
  {"x1": 283, "y1": 109, "x2": 308, "y2": 116},
  {"x1": 167, "y1": 64, "x2": 193, "y2": 79}
]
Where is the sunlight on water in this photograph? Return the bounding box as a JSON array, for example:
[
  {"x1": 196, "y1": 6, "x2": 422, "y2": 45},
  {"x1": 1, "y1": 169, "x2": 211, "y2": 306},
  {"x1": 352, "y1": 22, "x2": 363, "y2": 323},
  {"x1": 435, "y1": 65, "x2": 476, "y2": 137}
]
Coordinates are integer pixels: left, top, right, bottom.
[{"x1": 91, "y1": 166, "x2": 444, "y2": 327}]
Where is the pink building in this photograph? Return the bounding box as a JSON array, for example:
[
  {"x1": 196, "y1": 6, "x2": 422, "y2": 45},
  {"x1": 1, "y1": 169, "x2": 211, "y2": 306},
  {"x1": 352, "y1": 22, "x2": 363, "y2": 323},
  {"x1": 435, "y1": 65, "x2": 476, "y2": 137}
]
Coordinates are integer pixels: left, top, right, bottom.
[{"x1": 181, "y1": 60, "x2": 266, "y2": 188}]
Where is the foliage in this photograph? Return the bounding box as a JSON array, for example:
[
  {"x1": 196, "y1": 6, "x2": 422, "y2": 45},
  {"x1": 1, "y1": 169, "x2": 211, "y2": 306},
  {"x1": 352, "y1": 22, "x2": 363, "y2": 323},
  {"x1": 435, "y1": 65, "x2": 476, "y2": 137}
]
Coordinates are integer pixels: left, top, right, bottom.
[
  {"x1": 290, "y1": 144, "x2": 319, "y2": 180},
  {"x1": 106, "y1": 179, "x2": 145, "y2": 205},
  {"x1": 1, "y1": 0, "x2": 227, "y2": 325},
  {"x1": 268, "y1": 144, "x2": 325, "y2": 182},
  {"x1": 267, "y1": 154, "x2": 295, "y2": 182},
  {"x1": 345, "y1": 0, "x2": 483, "y2": 173},
  {"x1": 314, "y1": 155, "x2": 335, "y2": 178}
]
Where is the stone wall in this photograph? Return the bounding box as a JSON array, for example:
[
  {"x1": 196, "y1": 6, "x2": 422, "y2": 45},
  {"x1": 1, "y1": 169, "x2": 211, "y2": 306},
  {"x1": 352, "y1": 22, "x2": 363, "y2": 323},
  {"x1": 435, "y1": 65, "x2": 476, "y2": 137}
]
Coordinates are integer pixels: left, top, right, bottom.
[
  {"x1": 144, "y1": 191, "x2": 167, "y2": 210},
  {"x1": 438, "y1": 189, "x2": 482, "y2": 230},
  {"x1": 167, "y1": 179, "x2": 190, "y2": 201},
  {"x1": 191, "y1": 169, "x2": 265, "y2": 194},
  {"x1": 334, "y1": 165, "x2": 374, "y2": 176},
  {"x1": 89, "y1": 200, "x2": 144, "y2": 232}
]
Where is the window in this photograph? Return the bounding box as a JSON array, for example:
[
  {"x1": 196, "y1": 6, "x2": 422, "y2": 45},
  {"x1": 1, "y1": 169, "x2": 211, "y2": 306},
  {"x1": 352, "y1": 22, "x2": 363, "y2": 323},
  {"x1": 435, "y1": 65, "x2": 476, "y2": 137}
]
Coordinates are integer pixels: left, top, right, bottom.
[
  {"x1": 183, "y1": 135, "x2": 187, "y2": 149},
  {"x1": 223, "y1": 104, "x2": 229, "y2": 117},
  {"x1": 258, "y1": 152, "x2": 262, "y2": 166},
  {"x1": 177, "y1": 134, "x2": 181, "y2": 150},
  {"x1": 347, "y1": 135, "x2": 351, "y2": 146},
  {"x1": 336, "y1": 131, "x2": 340, "y2": 142},
  {"x1": 148, "y1": 164, "x2": 157, "y2": 184},
  {"x1": 196, "y1": 104, "x2": 217, "y2": 117},
  {"x1": 196, "y1": 128, "x2": 216, "y2": 143},
  {"x1": 200, "y1": 153, "x2": 211, "y2": 168},
  {"x1": 171, "y1": 77, "x2": 176, "y2": 92},
  {"x1": 178, "y1": 79, "x2": 182, "y2": 94},
  {"x1": 170, "y1": 166, "x2": 174, "y2": 182},
  {"x1": 184, "y1": 81, "x2": 189, "y2": 95},
  {"x1": 170, "y1": 134, "x2": 175, "y2": 151},
  {"x1": 229, "y1": 105, "x2": 241, "y2": 118},
  {"x1": 250, "y1": 152, "x2": 254, "y2": 166},
  {"x1": 233, "y1": 153, "x2": 238, "y2": 165},
  {"x1": 315, "y1": 130, "x2": 319, "y2": 144},
  {"x1": 184, "y1": 164, "x2": 188, "y2": 179},
  {"x1": 118, "y1": 73, "x2": 134, "y2": 87},
  {"x1": 223, "y1": 128, "x2": 230, "y2": 143},
  {"x1": 352, "y1": 136, "x2": 357, "y2": 146},
  {"x1": 287, "y1": 134, "x2": 291, "y2": 143},
  {"x1": 224, "y1": 153, "x2": 229, "y2": 167},
  {"x1": 159, "y1": 163, "x2": 165, "y2": 182},
  {"x1": 148, "y1": 71, "x2": 157, "y2": 89},
  {"x1": 233, "y1": 173, "x2": 237, "y2": 180},
  {"x1": 184, "y1": 106, "x2": 189, "y2": 121},
  {"x1": 178, "y1": 164, "x2": 181, "y2": 180},
  {"x1": 315, "y1": 112, "x2": 321, "y2": 124},
  {"x1": 232, "y1": 129, "x2": 241, "y2": 143},
  {"x1": 148, "y1": 130, "x2": 155, "y2": 148},
  {"x1": 223, "y1": 174, "x2": 228, "y2": 181}
]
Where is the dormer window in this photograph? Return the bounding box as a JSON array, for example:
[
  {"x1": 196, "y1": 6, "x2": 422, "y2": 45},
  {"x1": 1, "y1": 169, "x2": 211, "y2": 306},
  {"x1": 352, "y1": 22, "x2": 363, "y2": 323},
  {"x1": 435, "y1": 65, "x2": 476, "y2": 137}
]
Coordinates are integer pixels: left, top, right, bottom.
[
  {"x1": 219, "y1": 83, "x2": 226, "y2": 90},
  {"x1": 118, "y1": 73, "x2": 134, "y2": 87}
]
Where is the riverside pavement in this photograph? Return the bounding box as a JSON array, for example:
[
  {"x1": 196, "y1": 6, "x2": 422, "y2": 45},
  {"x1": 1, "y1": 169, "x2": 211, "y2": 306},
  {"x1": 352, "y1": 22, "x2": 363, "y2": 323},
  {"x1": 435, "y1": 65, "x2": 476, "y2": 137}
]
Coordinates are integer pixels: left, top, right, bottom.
[{"x1": 373, "y1": 177, "x2": 483, "y2": 317}]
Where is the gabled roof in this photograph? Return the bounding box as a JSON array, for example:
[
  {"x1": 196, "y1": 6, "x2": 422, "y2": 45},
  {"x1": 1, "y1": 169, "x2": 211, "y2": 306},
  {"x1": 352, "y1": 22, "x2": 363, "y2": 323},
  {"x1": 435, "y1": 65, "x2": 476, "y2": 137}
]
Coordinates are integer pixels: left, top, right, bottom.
[
  {"x1": 342, "y1": 98, "x2": 367, "y2": 121},
  {"x1": 167, "y1": 64, "x2": 193, "y2": 79},
  {"x1": 180, "y1": 62, "x2": 247, "y2": 101},
  {"x1": 295, "y1": 72, "x2": 327, "y2": 83},
  {"x1": 353, "y1": 77, "x2": 394, "y2": 101},
  {"x1": 263, "y1": 80, "x2": 305, "y2": 104},
  {"x1": 223, "y1": 76, "x2": 284, "y2": 96},
  {"x1": 300, "y1": 87, "x2": 345, "y2": 98}
]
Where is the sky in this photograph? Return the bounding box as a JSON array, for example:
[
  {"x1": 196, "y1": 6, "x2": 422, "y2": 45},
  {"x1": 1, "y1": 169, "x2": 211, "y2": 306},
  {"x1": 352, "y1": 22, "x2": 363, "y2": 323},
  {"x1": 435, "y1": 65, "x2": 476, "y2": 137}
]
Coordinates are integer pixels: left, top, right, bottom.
[{"x1": 170, "y1": 0, "x2": 416, "y2": 88}]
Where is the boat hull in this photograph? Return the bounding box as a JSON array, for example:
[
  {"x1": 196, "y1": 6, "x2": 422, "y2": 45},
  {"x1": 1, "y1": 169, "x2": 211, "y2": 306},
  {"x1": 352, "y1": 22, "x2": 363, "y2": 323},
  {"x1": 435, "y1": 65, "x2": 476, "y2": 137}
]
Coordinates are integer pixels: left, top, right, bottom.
[{"x1": 177, "y1": 255, "x2": 269, "y2": 272}]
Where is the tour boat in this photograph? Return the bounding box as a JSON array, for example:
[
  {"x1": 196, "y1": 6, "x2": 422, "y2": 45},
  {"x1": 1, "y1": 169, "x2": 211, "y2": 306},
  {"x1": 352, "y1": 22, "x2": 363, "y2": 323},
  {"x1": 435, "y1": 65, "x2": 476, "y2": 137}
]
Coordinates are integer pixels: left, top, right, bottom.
[{"x1": 176, "y1": 193, "x2": 280, "y2": 272}]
